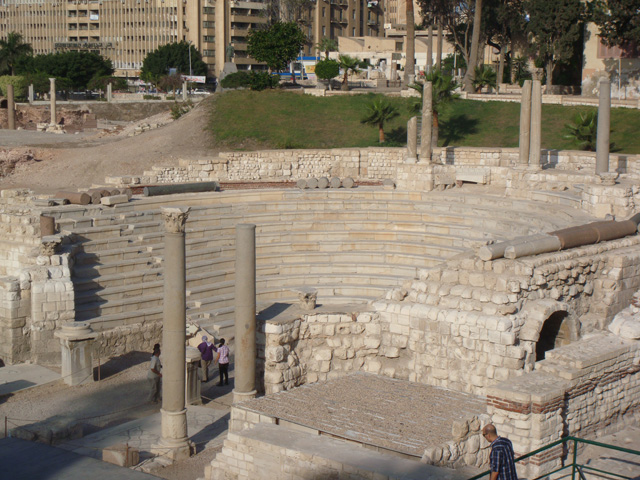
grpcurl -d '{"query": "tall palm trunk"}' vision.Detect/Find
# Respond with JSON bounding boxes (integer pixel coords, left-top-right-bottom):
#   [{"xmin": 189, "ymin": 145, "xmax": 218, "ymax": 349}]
[
  {"xmin": 379, "ymin": 125, "xmax": 385, "ymax": 143},
  {"xmin": 405, "ymin": 0, "xmax": 415, "ymax": 85},
  {"xmin": 436, "ymin": 18, "xmax": 443, "ymax": 70},
  {"xmin": 463, "ymin": 0, "xmax": 483, "ymax": 92}
]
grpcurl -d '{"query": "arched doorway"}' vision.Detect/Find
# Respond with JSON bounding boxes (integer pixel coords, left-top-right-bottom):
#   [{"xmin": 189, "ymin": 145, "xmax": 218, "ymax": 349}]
[{"xmin": 536, "ymin": 311, "xmax": 571, "ymax": 361}]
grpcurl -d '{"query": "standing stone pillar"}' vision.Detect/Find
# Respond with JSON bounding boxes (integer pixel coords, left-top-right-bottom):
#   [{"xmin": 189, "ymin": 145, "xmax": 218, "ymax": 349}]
[
  {"xmin": 49, "ymin": 78, "xmax": 57, "ymax": 126},
  {"xmin": 7, "ymin": 84, "xmax": 15, "ymax": 130},
  {"xmin": 106, "ymin": 83, "xmax": 113, "ymax": 103},
  {"xmin": 185, "ymin": 347, "xmax": 202, "ymax": 406},
  {"xmin": 420, "ymin": 82, "xmax": 433, "ymax": 163},
  {"xmin": 182, "ymin": 81, "xmax": 188, "ymax": 102},
  {"xmin": 391, "ymin": 62, "xmax": 398, "ymax": 81},
  {"xmin": 233, "ymin": 223, "xmax": 257, "ymax": 404},
  {"xmin": 28, "ymin": 84, "xmax": 34, "ymax": 103},
  {"xmin": 406, "ymin": 116, "xmax": 417, "ymax": 164},
  {"xmin": 153, "ymin": 207, "xmax": 193, "ymax": 461},
  {"xmin": 528, "ymin": 79, "xmax": 542, "ymax": 168},
  {"xmin": 518, "ymin": 80, "xmax": 532, "ymax": 165},
  {"xmin": 596, "ymin": 78, "xmax": 611, "ymax": 175},
  {"xmin": 54, "ymin": 322, "xmax": 97, "ymax": 386}
]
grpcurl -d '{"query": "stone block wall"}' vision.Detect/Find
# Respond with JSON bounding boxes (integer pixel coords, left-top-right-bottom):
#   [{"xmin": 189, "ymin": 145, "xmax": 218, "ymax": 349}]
[
  {"xmin": 94, "ymin": 320, "xmax": 162, "ymax": 360},
  {"xmin": 485, "ymin": 333, "xmax": 640, "ymax": 478},
  {"xmin": 0, "ymin": 277, "xmax": 30, "ymax": 364}
]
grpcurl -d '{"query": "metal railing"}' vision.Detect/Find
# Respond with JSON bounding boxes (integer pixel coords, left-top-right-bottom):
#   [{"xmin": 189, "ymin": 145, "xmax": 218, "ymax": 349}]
[{"xmin": 468, "ymin": 436, "xmax": 640, "ymax": 480}]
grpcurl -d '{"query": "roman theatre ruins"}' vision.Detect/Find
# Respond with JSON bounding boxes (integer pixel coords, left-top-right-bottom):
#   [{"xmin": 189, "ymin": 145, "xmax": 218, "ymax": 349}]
[{"xmin": 2, "ymin": 138, "xmax": 640, "ymax": 477}]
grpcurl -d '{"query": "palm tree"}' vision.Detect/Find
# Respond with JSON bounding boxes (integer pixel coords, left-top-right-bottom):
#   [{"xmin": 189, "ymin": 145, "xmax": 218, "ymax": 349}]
[
  {"xmin": 463, "ymin": 0, "xmax": 483, "ymax": 92},
  {"xmin": 361, "ymin": 98, "xmax": 399, "ymax": 143},
  {"xmin": 0, "ymin": 32, "xmax": 33, "ymax": 76},
  {"xmin": 564, "ymin": 111, "xmax": 598, "ymax": 151},
  {"xmin": 472, "ymin": 65, "xmax": 497, "ymax": 93},
  {"xmin": 410, "ymin": 70, "xmax": 459, "ymax": 145},
  {"xmin": 338, "ymin": 54, "xmax": 359, "ymax": 91},
  {"xmin": 316, "ymin": 37, "xmax": 338, "ymax": 59}
]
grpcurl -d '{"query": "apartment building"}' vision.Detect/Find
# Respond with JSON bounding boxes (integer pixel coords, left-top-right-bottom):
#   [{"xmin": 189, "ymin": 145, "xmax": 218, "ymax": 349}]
[{"xmin": 0, "ymin": 0, "xmax": 268, "ymax": 78}]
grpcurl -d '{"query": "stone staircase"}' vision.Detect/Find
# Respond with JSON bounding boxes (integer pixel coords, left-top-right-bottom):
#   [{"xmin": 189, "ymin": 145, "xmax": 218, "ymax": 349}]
[{"xmin": 58, "ymin": 188, "xmax": 594, "ymax": 338}]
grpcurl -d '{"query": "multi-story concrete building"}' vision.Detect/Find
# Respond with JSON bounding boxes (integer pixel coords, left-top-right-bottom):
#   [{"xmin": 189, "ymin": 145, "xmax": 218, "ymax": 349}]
[{"xmin": 0, "ymin": 0, "xmax": 269, "ymax": 78}]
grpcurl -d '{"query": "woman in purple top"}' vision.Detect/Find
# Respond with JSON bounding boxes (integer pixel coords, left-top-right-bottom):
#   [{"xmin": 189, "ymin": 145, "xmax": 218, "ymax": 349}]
[
  {"xmin": 197, "ymin": 335, "xmax": 217, "ymax": 382},
  {"xmin": 217, "ymin": 338, "xmax": 230, "ymax": 386}
]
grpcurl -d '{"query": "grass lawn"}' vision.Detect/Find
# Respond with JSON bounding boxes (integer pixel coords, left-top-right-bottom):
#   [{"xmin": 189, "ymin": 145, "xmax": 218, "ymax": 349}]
[{"xmin": 209, "ymin": 90, "xmax": 640, "ymax": 154}]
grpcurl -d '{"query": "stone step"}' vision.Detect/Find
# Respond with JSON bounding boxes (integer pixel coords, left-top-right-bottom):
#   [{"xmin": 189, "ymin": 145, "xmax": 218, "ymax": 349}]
[{"xmin": 530, "ymin": 190, "xmax": 582, "ymax": 208}]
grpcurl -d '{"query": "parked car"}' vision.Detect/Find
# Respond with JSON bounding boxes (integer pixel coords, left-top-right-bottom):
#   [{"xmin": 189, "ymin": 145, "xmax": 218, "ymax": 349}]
[{"xmin": 191, "ymin": 88, "xmax": 211, "ymax": 95}]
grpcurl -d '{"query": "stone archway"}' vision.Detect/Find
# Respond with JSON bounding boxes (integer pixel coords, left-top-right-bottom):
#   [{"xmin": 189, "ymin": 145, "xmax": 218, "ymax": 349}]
[{"xmin": 535, "ymin": 310, "xmax": 571, "ymax": 361}]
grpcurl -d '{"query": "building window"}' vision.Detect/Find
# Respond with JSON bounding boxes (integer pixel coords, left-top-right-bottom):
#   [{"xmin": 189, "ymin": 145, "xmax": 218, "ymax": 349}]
[
  {"xmin": 352, "ymin": 27, "xmax": 355, "ymax": 36},
  {"xmin": 322, "ymin": 7, "xmax": 325, "ymax": 17},
  {"xmin": 322, "ymin": 26, "xmax": 326, "ymax": 36}
]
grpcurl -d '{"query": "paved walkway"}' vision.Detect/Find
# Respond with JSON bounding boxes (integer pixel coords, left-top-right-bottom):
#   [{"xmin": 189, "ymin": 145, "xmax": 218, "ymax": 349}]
[
  {"xmin": 0, "ymin": 364, "xmax": 59, "ymax": 397},
  {"xmin": 59, "ymin": 405, "xmax": 229, "ymax": 467},
  {"xmin": 0, "ymin": 437, "xmax": 159, "ymax": 480}
]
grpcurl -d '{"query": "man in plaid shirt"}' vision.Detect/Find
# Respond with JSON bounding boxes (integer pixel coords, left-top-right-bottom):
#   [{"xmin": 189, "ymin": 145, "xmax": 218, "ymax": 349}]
[{"xmin": 483, "ymin": 424, "xmax": 518, "ymax": 480}]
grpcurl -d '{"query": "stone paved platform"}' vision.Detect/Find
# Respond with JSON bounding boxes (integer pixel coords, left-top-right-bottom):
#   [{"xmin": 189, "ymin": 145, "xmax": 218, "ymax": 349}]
[{"xmin": 239, "ymin": 372, "xmax": 486, "ymax": 457}]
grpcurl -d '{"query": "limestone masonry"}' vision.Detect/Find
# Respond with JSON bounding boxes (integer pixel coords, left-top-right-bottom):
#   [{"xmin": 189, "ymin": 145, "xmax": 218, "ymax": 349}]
[{"xmin": 1, "ymin": 145, "xmax": 640, "ymax": 479}]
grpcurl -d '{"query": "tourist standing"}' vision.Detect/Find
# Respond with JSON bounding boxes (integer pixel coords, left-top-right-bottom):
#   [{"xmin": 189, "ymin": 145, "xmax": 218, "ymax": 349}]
[
  {"xmin": 147, "ymin": 343, "xmax": 162, "ymax": 403},
  {"xmin": 197, "ymin": 335, "xmax": 217, "ymax": 382},
  {"xmin": 483, "ymin": 424, "xmax": 518, "ymax": 480},
  {"xmin": 217, "ymin": 338, "xmax": 230, "ymax": 386}
]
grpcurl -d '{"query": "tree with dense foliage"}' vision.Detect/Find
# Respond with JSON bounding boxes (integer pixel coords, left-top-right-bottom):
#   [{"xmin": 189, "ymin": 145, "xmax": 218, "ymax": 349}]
[
  {"xmin": 360, "ymin": 98, "xmax": 399, "ymax": 143},
  {"xmin": 483, "ymin": 0, "xmax": 526, "ymax": 85},
  {"xmin": 316, "ymin": 38, "xmax": 338, "ymax": 59},
  {"xmin": 16, "ymin": 51, "xmax": 113, "ymax": 89},
  {"xmin": 247, "ymin": 22, "xmax": 306, "ymax": 74},
  {"xmin": 591, "ymin": 0, "xmax": 640, "ymax": 48},
  {"xmin": 314, "ymin": 59, "xmax": 340, "ymax": 90},
  {"xmin": 87, "ymin": 75, "xmax": 128, "ymax": 92},
  {"xmin": 0, "ymin": 32, "xmax": 33, "ymax": 75},
  {"xmin": 523, "ymin": 0, "xmax": 586, "ymax": 87},
  {"xmin": 140, "ymin": 41, "xmax": 207, "ymax": 84},
  {"xmin": 157, "ymin": 73, "xmax": 183, "ymax": 95},
  {"xmin": 338, "ymin": 55, "xmax": 359, "ymax": 91},
  {"xmin": 410, "ymin": 70, "xmax": 459, "ymax": 145}
]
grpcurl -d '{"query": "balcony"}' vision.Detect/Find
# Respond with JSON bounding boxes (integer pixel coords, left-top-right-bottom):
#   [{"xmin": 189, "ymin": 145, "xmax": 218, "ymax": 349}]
[{"xmin": 230, "ymin": 28, "xmax": 250, "ymax": 37}]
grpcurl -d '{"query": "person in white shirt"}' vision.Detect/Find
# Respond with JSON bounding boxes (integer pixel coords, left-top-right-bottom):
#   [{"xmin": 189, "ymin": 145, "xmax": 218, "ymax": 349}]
[{"xmin": 147, "ymin": 343, "xmax": 162, "ymax": 403}]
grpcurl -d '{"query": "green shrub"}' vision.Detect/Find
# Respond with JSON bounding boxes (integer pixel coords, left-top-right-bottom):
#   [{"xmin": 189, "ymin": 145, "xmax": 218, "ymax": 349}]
[
  {"xmin": 220, "ymin": 71, "xmax": 251, "ymax": 89},
  {"xmin": 143, "ymin": 94, "xmax": 161, "ymax": 100},
  {"xmin": 0, "ymin": 75, "xmax": 27, "ymax": 97},
  {"xmin": 249, "ymin": 71, "xmax": 279, "ymax": 91},
  {"xmin": 166, "ymin": 95, "xmax": 176, "ymax": 100},
  {"xmin": 171, "ymin": 100, "xmax": 193, "ymax": 119},
  {"xmin": 314, "ymin": 59, "xmax": 340, "ymax": 82}
]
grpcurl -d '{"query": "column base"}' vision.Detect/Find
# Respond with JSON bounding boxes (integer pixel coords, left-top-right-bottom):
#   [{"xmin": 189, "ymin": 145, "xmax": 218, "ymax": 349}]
[
  {"xmin": 151, "ymin": 408, "xmax": 193, "ymax": 461},
  {"xmin": 405, "ymin": 157, "xmax": 417, "ymax": 164},
  {"xmin": 233, "ymin": 389, "xmax": 257, "ymax": 404}
]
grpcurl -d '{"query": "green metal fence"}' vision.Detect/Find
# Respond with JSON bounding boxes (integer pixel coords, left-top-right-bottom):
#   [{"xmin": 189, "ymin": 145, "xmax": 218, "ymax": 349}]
[{"xmin": 467, "ymin": 436, "xmax": 640, "ymax": 480}]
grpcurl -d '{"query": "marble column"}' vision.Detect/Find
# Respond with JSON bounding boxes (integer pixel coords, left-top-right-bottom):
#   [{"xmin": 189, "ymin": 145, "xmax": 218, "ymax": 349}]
[
  {"xmin": 28, "ymin": 84, "xmax": 34, "ymax": 103},
  {"xmin": 518, "ymin": 80, "xmax": 532, "ymax": 165},
  {"xmin": 49, "ymin": 78, "xmax": 57, "ymax": 125},
  {"xmin": 528, "ymin": 79, "xmax": 542, "ymax": 168},
  {"xmin": 233, "ymin": 223, "xmax": 257, "ymax": 404},
  {"xmin": 596, "ymin": 78, "xmax": 611, "ymax": 175},
  {"xmin": 406, "ymin": 116, "xmax": 418, "ymax": 164},
  {"xmin": 426, "ymin": 24, "xmax": 433, "ymax": 74},
  {"xmin": 154, "ymin": 206, "xmax": 193, "ymax": 461},
  {"xmin": 420, "ymin": 82, "xmax": 433, "ymax": 163},
  {"xmin": 182, "ymin": 81, "xmax": 188, "ymax": 102},
  {"xmin": 54, "ymin": 322, "xmax": 97, "ymax": 386},
  {"xmin": 107, "ymin": 83, "xmax": 113, "ymax": 103},
  {"xmin": 7, "ymin": 84, "xmax": 15, "ymax": 130},
  {"xmin": 185, "ymin": 346, "xmax": 202, "ymax": 406}
]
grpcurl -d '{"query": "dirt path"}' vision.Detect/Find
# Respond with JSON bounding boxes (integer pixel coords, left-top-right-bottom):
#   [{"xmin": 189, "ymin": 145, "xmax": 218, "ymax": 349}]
[{"xmin": 0, "ymin": 97, "xmax": 219, "ymax": 194}]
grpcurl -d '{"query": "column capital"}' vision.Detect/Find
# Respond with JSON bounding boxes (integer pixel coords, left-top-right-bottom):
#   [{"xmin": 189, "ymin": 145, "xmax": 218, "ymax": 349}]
[{"xmin": 161, "ymin": 207, "xmax": 190, "ymax": 233}]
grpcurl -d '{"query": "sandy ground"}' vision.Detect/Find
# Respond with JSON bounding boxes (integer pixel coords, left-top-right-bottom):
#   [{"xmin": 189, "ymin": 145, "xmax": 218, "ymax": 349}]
[{"xmin": 0, "ymin": 97, "xmax": 218, "ymax": 194}]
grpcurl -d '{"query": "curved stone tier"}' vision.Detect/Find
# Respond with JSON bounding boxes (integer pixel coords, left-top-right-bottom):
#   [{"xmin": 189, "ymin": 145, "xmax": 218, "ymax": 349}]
[{"xmin": 56, "ymin": 188, "xmax": 594, "ymax": 337}]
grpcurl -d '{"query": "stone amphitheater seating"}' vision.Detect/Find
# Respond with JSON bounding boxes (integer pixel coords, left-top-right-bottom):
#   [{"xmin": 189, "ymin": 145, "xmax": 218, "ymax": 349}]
[{"xmin": 59, "ymin": 189, "xmax": 594, "ymax": 338}]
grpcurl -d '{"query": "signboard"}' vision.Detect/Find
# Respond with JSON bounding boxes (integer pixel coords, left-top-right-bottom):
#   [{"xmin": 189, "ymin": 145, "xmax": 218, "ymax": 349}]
[
  {"xmin": 181, "ymin": 75, "xmax": 206, "ymax": 83},
  {"xmin": 54, "ymin": 42, "xmax": 111, "ymax": 49}
]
